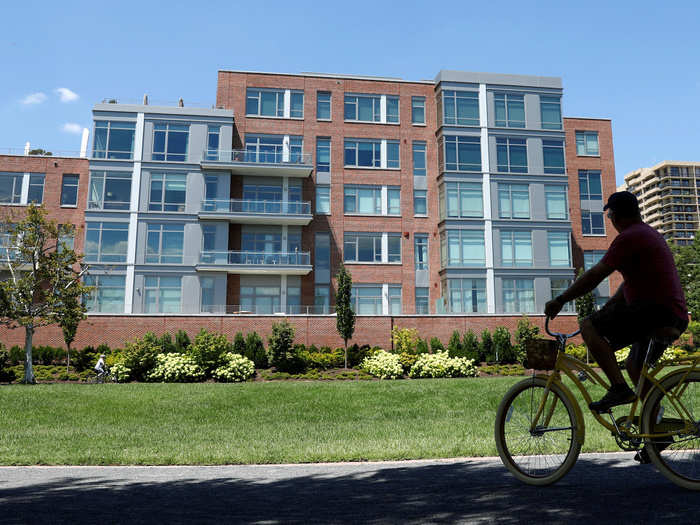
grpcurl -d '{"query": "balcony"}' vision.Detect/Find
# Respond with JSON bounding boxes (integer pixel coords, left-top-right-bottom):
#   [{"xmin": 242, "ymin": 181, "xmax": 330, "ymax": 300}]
[
  {"xmin": 196, "ymin": 250, "xmax": 312, "ymax": 275},
  {"xmin": 200, "ymin": 149, "xmax": 313, "ymax": 177},
  {"xmin": 198, "ymin": 199, "xmax": 312, "ymax": 225},
  {"xmin": 201, "ymin": 304, "xmax": 335, "ymax": 315}
]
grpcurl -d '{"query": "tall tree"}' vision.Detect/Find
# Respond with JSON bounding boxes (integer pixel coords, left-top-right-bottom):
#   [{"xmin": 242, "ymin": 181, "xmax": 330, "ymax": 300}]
[
  {"xmin": 0, "ymin": 205, "xmax": 90, "ymax": 383},
  {"xmin": 670, "ymin": 234, "xmax": 700, "ymax": 318},
  {"xmin": 335, "ymin": 264, "xmax": 355, "ymax": 369}
]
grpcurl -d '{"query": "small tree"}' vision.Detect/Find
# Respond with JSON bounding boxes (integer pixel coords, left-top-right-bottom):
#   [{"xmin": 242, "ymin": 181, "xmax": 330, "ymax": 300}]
[
  {"xmin": 59, "ymin": 293, "xmax": 82, "ymax": 373},
  {"xmin": 0, "ymin": 205, "xmax": 90, "ymax": 384},
  {"xmin": 335, "ymin": 264, "xmax": 356, "ymax": 368},
  {"xmin": 574, "ymin": 268, "xmax": 596, "ymax": 321},
  {"xmin": 174, "ymin": 330, "xmax": 191, "ymax": 353},
  {"xmin": 480, "ymin": 329, "xmax": 494, "ymax": 363},
  {"xmin": 245, "ymin": 331, "xmax": 267, "ymax": 368},
  {"xmin": 447, "ymin": 330, "xmax": 463, "ymax": 357},
  {"xmin": 267, "ymin": 320, "xmax": 304, "ymax": 373},
  {"xmin": 430, "ymin": 337, "xmax": 445, "ymax": 353},
  {"xmin": 233, "ymin": 332, "xmax": 246, "ymax": 355},
  {"xmin": 462, "ymin": 329, "xmax": 479, "ymax": 360}
]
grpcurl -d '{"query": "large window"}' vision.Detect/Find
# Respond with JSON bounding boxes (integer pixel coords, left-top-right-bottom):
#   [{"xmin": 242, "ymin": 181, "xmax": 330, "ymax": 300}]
[
  {"xmin": 441, "ymin": 182, "xmax": 483, "ymax": 218},
  {"xmin": 543, "ymin": 140, "xmax": 565, "ymax": 174},
  {"xmin": 153, "ymin": 123, "xmax": 189, "ymax": 161},
  {"xmin": 242, "ymin": 232, "xmax": 281, "ymax": 253},
  {"xmin": 494, "ymin": 93, "xmax": 525, "ymax": 128},
  {"xmin": 540, "ymin": 96, "xmax": 562, "ymax": 130},
  {"xmin": 314, "ymin": 286, "xmax": 330, "ymax": 314},
  {"xmin": 84, "ymin": 275, "xmax": 125, "ymax": 313},
  {"xmin": 344, "ymin": 186, "xmax": 381, "ymax": 214},
  {"xmin": 200, "ymin": 276, "xmax": 216, "ymax": 313},
  {"xmin": 27, "ymin": 174, "xmax": 45, "ymax": 204},
  {"xmin": 344, "ymin": 233, "xmax": 401, "ymax": 263},
  {"xmin": 551, "ymin": 279, "xmax": 574, "ymax": 313},
  {"xmin": 317, "ymin": 91, "xmax": 331, "ymax": 120},
  {"xmin": 88, "ymin": 171, "xmax": 131, "ymax": 210},
  {"xmin": 60, "ymin": 174, "xmax": 79, "ymax": 206},
  {"xmin": 389, "ymin": 285, "xmax": 402, "ymax": 315},
  {"xmin": 498, "ymin": 184, "xmax": 530, "ymax": 219},
  {"xmin": 344, "ymin": 139, "xmax": 399, "ymax": 168},
  {"xmin": 388, "ymin": 188, "xmax": 400, "ymax": 215},
  {"xmin": 578, "ymin": 170, "xmax": 602, "ymax": 200},
  {"xmin": 316, "ymin": 186, "xmax": 330, "ymax": 214},
  {"xmin": 351, "ymin": 286, "xmax": 383, "ymax": 315},
  {"xmin": 548, "ymin": 231, "xmax": 571, "ymax": 267},
  {"xmin": 415, "ymin": 234, "xmax": 428, "ymax": 270},
  {"xmin": 316, "ymin": 138, "xmax": 330, "ymax": 173},
  {"xmin": 441, "ymin": 230, "xmax": 485, "ymax": 267},
  {"xmin": 85, "ymin": 222, "xmax": 129, "ymax": 263},
  {"xmin": 412, "ymin": 96, "xmax": 425, "ymax": 125},
  {"xmin": 146, "ymin": 223, "xmax": 184, "ymax": 264},
  {"xmin": 414, "ymin": 190, "xmax": 427, "ymax": 215},
  {"xmin": 576, "ymin": 131, "xmax": 599, "ymax": 156},
  {"xmin": 144, "ymin": 276, "xmax": 181, "ymax": 313},
  {"xmin": 444, "ymin": 136, "xmax": 481, "ymax": 172},
  {"xmin": 582, "ymin": 211, "xmax": 605, "ymax": 235},
  {"xmin": 246, "ymin": 88, "xmax": 284, "ymax": 117},
  {"xmin": 149, "ymin": 173, "xmax": 186, "ymax": 212},
  {"xmin": 545, "ymin": 185, "xmax": 568, "ymax": 219},
  {"xmin": 443, "ymin": 90, "xmax": 479, "ymax": 126},
  {"xmin": 412, "ymin": 141, "xmax": 426, "ymax": 177},
  {"xmin": 584, "ymin": 250, "xmax": 609, "ymax": 307},
  {"xmin": 93, "ymin": 121, "xmax": 135, "ymax": 159},
  {"xmin": 241, "ymin": 285, "xmax": 281, "ymax": 314},
  {"xmin": 290, "ymin": 92, "xmax": 304, "ymax": 119},
  {"xmin": 503, "ymin": 279, "xmax": 535, "ymax": 313},
  {"xmin": 0, "ymin": 173, "xmax": 23, "ymax": 204},
  {"xmin": 448, "ymin": 278, "xmax": 486, "ymax": 313},
  {"xmin": 501, "ymin": 230, "xmax": 533, "ymax": 266},
  {"xmin": 386, "ymin": 96, "xmax": 399, "ymax": 123},
  {"xmin": 314, "ymin": 232, "xmax": 331, "ymax": 285},
  {"xmin": 344, "ymin": 94, "xmax": 380, "ymax": 122},
  {"xmin": 496, "ymin": 137, "xmax": 527, "ymax": 173},
  {"xmin": 205, "ymin": 125, "xmax": 220, "ymax": 161},
  {"xmin": 415, "ymin": 287, "xmax": 429, "ymax": 314}
]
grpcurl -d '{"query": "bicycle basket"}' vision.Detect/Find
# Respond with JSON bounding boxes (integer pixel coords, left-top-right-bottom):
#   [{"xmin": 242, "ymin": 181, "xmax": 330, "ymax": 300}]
[{"xmin": 524, "ymin": 339, "xmax": 559, "ymax": 370}]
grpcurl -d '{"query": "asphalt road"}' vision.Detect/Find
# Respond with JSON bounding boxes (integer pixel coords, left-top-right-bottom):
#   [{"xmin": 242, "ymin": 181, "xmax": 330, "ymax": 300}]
[{"xmin": 1, "ymin": 453, "xmax": 698, "ymax": 524}]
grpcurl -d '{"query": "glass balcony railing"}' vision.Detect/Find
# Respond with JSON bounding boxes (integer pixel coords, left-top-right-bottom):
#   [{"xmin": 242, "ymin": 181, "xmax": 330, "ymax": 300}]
[
  {"xmin": 203, "ymin": 149, "xmax": 313, "ymax": 166},
  {"xmin": 199, "ymin": 251, "xmax": 311, "ymax": 266},
  {"xmin": 200, "ymin": 199, "xmax": 311, "ymax": 216},
  {"xmin": 200, "ymin": 304, "xmax": 336, "ymax": 315}
]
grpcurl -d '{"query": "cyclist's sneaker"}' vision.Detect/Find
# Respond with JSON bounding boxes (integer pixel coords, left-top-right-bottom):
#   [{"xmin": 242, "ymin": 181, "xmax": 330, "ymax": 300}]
[{"xmin": 589, "ymin": 384, "xmax": 636, "ymax": 413}]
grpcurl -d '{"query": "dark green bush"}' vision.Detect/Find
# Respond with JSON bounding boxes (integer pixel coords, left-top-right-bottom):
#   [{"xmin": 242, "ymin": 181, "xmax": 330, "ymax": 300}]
[
  {"xmin": 493, "ymin": 326, "xmax": 517, "ymax": 364},
  {"xmin": 9, "ymin": 345, "xmax": 23, "ymax": 365},
  {"xmin": 174, "ymin": 330, "xmax": 191, "ymax": 353},
  {"xmin": 462, "ymin": 330, "xmax": 479, "ymax": 361},
  {"xmin": 348, "ymin": 344, "xmax": 373, "ymax": 368},
  {"xmin": 447, "ymin": 330, "xmax": 463, "ymax": 358},
  {"xmin": 267, "ymin": 321, "xmax": 305, "ymax": 373},
  {"xmin": 480, "ymin": 329, "xmax": 494, "ymax": 363},
  {"xmin": 514, "ymin": 315, "xmax": 540, "ymax": 362},
  {"xmin": 0, "ymin": 346, "xmax": 17, "ymax": 383},
  {"xmin": 429, "ymin": 337, "xmax": 445, "ymax": 353},
  {"xmin": 189, "ymin": 329, "xmax": 232, "ymax": 375},
  {"xmin": 73, "ymin": 346, "xmax": 99, "ymax": 372},
  {"xmin": 157, "ymin": 334, "xmax": 176, "ymax": 354},
  {"xmin": 122, "ymin": 332, "xmax": 161, "ymax": 381},
  {"xmin": 233, "ymin": 332, "xmax": 246, "ymax": 355},
  {"xmin": 416, "ymin": 338, "xmax": 429, "ymax": 354},
  {"xmin": 244, "ymin": 331, "xmax": 267, "ymax": 368},
  {"xmin": 319, "ymin": 346, "xmax": 332, "ymax": 353}
]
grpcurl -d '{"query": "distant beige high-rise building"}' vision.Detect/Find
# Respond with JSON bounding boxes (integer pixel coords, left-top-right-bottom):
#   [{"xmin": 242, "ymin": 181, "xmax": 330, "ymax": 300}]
[{"xmin": 623, "ymin": 161, "xmax": 700, "ymax": 245}]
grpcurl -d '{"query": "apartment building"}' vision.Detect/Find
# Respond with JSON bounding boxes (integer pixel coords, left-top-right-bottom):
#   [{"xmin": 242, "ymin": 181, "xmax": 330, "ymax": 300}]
[
  {"xmin": 623, "ymin": 161, "xmax": 699, "ymax": 245},
  {"xmin": 0, "ymin": 68, "xmax": 619, "ymax": 348}
]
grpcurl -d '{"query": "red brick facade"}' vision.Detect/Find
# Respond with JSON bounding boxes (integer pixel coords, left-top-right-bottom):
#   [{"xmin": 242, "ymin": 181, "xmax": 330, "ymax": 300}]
[{"xmin": 563, "ymin": 118, "xmax": 621, "ymax": 293}]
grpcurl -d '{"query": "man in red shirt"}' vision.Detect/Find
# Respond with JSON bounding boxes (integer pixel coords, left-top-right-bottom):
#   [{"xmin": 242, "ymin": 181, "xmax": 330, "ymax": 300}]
[{"xmin": 545, "ymin": 191, "xmax": 688, "ymax": 431}]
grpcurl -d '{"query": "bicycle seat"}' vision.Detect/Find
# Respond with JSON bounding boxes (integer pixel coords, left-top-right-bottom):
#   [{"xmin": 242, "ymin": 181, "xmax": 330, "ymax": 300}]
[{"xmin": 651, "ymin": 326, "xmax": 682, "ymax": 346}]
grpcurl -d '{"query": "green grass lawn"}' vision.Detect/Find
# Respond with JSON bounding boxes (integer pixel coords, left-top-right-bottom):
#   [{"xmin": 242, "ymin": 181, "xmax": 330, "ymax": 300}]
[{"xmin": 0, "ymin": 377, "xmax": 625, "ymax": 465}]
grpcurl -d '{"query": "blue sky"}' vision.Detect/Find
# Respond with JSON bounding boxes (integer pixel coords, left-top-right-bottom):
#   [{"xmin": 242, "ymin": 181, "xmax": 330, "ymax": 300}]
[{"xmin": 2, "ymin": 0, "xmax": 699, "ymax": 185}]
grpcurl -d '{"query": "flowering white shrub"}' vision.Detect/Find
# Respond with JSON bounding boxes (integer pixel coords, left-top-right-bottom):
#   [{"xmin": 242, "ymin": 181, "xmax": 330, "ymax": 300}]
[
  {"xmin": 212, "ymin": 353, "xmax": 255, "ymax": 382},
  {"xmin": 147, "ymin": 353, "xmax": 205, "ymax": 383},
  {"xmin": 110, "ymin": 362, "xmax": 131, "ymax": 383},
  {"xmin": 409, "ymin": 351, "xmax": 478, "ymax": 379},
  {"xmin": 360, "ymin": 350, "xmax": 403, "ymax": 379}
]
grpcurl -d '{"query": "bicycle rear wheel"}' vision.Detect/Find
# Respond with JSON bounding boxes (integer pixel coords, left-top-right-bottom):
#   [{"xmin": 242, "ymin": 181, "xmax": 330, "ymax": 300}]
[
  {"xmin": 495, "ymin": 376, "xmax": 583, "ymax": 486},
  {"xmin": 641, "ymin": 370, "xmax": 700, "ymax": 490}
]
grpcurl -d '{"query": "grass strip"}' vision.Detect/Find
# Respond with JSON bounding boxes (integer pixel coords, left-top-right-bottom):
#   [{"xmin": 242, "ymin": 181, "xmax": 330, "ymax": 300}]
[{"xmin": 0, "ymin": 377, "xmax": 632, "ymax": 465}]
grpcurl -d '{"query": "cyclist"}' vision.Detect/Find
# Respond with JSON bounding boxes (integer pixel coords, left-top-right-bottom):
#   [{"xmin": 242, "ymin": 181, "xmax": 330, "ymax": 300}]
[
  {"xmin": 544, "ymin": 190, "xmax": 688, "ymax": 419},
  {"xmin": 94, "ymin": 354, "xmax": 107, "ymax": 381}
]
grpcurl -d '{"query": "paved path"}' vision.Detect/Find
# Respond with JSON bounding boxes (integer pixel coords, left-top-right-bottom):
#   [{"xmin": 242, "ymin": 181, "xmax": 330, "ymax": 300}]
[{"xmin": 1, "ymin": 453, "xmax": 697, "ymax": 524}]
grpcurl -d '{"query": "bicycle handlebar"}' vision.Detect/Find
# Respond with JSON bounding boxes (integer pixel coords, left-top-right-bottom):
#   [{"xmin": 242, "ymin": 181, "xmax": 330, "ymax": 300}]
[{"xmin": 545, "ymin": 316, "xmax": 581, "ymax": 340}]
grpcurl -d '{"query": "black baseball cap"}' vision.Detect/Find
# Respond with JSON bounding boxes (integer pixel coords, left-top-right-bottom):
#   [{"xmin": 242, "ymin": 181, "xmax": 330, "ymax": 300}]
[{"xmin": 603, "ymin": 191, "xmax": 639, "ymax": 216}]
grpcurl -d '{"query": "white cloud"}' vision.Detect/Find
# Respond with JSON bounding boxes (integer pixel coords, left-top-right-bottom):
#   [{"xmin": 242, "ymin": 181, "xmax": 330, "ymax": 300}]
[
  {"xmin": 56, "ymin": 87, "xmax": 79, "ymax": 102},
  {"xmin": 62, "ymin": 122, "xmax": 83, "ymax": 134},
  {"xmin": 21, "ymin": 92, "xmax": 47, "ymax": 105}
]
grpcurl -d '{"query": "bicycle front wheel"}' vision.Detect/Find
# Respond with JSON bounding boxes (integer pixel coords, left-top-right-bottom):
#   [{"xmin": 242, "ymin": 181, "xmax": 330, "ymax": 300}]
[
  {"xmin": 641, "ymin": 370, "xmax": 700, "ymax": 490},
  {"xmin": 495, "ymin": 376, "xmax": 583, "ymax": 486}
]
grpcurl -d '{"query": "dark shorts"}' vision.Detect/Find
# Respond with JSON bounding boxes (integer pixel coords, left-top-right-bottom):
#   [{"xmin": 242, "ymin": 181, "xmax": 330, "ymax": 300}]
[{"xmin": 588, "ymin": 300, "xmax": 688, "ymax": 367}]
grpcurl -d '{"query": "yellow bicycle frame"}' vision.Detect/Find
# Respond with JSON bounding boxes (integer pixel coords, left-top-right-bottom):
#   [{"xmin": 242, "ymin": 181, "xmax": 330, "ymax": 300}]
[{"xmin": 530, "ymin": 351, "xmax": 700, "ymax": 440}]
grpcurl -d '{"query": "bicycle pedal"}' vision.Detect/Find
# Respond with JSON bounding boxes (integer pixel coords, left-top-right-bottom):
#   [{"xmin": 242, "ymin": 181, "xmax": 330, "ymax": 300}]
[{"xmin": 577, "ymin": 371, "xmax": 588, "ymax": 382}]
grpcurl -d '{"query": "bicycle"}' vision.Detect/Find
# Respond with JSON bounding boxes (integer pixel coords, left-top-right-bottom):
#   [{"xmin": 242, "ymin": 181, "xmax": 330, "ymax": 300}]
[
  {"xmin": 87, "ymin": 368, "xmax": 113, "ymax": 384},
  {"xmin": 494, "ymin": 317, "xmax": 700, "ymax": 490}
]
